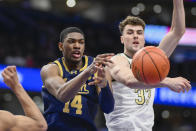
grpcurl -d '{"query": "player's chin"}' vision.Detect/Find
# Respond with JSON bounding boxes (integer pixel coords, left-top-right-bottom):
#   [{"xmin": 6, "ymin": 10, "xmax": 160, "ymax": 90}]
[
  {"xmin": 132, "ymin": 47, "xmax": 141, "ymax": 52},
  {"xmin": 71, "ymin": 57, "xmax": 82, "ymax": 63}
]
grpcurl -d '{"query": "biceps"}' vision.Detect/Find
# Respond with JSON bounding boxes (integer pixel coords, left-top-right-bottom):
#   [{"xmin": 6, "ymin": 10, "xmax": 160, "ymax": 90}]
[
  {"xmin": 14, "ymin": 116, "xmax": 42, "ymax": 130},
  {"xmin": 0, "ymin": 111, "xmax": 15, "ymax": 128},
  {"xmin": 158, "ymin": 32, "xmax": 180, "ymax": 57}
]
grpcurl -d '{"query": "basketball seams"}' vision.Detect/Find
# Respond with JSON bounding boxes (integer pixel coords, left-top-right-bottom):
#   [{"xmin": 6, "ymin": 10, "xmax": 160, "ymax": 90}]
[
  {"xmin": 142, "ymin": 53, "xmax": 149, "ymax": 84},
  {"xmin": 146, "ymin": 51, "xmax": 169, "ymax": 66},
  {"xmin": 132, "ymin": 46, "xmax": 170, "ymax": 85},
  {"xmin": 143, "ymin": 49, "xmax": 162, "ymax": 81}
]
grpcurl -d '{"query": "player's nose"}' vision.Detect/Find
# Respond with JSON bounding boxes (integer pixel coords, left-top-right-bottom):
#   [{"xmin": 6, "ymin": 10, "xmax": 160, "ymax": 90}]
[
  {"xmin": 73, "ymin": 42, "xmax": 80, "ymax": 48},
  {"xmin": 133, "ymin": 33, "xmax": 138, "ymax": 39}
]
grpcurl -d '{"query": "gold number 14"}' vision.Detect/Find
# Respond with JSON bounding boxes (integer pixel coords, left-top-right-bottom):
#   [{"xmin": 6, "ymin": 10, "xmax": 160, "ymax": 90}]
[{"xmin": 63, "ymin": 95, "xmax": 82, "ymax": 115}]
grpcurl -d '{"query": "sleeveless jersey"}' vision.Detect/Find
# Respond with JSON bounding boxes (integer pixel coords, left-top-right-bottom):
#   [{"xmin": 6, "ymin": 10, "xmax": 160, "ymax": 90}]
[
  {"xmin": 42, "ymin": 56, "xmax": 99, "ymax": 131},
  {"xmin": 104, "ymin": 53, "xmax": 155, "ymax": 131}
]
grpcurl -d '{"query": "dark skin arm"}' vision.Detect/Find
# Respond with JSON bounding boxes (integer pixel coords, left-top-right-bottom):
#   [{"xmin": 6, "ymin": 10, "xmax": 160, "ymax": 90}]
[{"xmin": 41, "ymin": 53, "xmax": 114, "ymax": 103}]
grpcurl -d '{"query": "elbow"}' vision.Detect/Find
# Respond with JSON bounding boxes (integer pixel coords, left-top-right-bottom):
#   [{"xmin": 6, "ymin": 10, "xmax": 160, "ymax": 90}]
[
  {"xmin": 124, "ymin": 79, "xmax": 132, "ymax": 88},
  {"xmin": 178, "ymin": 29, "xmax": 185, "ymax": 37},
  {"xmin": 174, "ymin": 28, "xmax": 185, "ymax": 38},
  {"xmin": 56, "ymin": 89, "xmax": 69, "ymax": 103},
  {"xmin": 38, "ymin": 122, "xmax": 48, "ymax": 131},
  {"xmin": 181, "ymin": 28, "xmax": 186, "ymax": 35},
  {"xmin": 124, "ymin": 79, "xmax": 140, "ymax": 89},
  {"xmin": 41, "ymin": 124, "xmax": 48, "ymax": 131},
  {"xmin": 124, "ymin": 80, "xmax": 129, "ymax": 87}
]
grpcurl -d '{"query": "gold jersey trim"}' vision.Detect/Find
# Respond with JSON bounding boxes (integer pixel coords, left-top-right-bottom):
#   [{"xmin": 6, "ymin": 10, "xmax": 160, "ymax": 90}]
[
  {"xmin": 62, "ymin": 56, "xmax": 88, "ymax": 72},
  {"xmin": 54, "ymin": 60, "xmax": 63, "ymax": 77},
  {"xmin": 62, "ymin": 57, "xmax": 70, "ymax": 72},
  {"xmin": 80, "ymin": 56, "xmax": 88, "ymax": 72}
]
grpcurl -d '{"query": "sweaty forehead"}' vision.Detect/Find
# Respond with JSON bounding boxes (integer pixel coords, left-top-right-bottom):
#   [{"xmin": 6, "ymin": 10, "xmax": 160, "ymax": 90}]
[
  {"xmin": 124, "ymin": 25, "xmax": 144, "ymax": 31},
  {"xmin": 66, "ymin": 32, "xmax": 84, "ymax": 40}
]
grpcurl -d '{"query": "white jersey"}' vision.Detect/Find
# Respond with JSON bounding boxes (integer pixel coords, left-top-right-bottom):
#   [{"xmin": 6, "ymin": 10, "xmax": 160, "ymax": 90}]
[{"xmin": 104, "ymin": 53, "xmax": 155, "ymax": 131}]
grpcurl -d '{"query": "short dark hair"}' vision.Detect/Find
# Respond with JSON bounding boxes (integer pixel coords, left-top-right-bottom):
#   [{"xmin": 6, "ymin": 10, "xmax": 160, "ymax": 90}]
[
  {"xmin": 60, "ymin": 27, "xmax": 84, "ymax": 42},
  {"xmin": 119, "ymin": 16, "xmax": 146, "ymax": 34}
]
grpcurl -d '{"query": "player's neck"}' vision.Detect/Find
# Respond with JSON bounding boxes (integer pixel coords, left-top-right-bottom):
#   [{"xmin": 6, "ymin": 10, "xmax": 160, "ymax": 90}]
[
  {"xmin": 123, "ymin": 51, "xmax": 134, "ymax": 58},
  {"xmin": 64, "ymin": 58, "xmax": 83, "ymax": 71}
]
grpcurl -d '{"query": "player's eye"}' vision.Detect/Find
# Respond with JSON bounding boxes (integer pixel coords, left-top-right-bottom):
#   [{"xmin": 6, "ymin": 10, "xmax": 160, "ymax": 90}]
[
  {"xmin": 127, "ymin": 31, "xmax": 133, "ymax": 34},
  {"xmin": 137, "ymin": 30, "xmax": 143, "ymax": 35},
  {"xmin": 79, "ymin": 40, "xmax": 85, "ymax": 44},
  {"xmin": 67, "ymin": 39, "xmax": 75, "ymax": 43}
]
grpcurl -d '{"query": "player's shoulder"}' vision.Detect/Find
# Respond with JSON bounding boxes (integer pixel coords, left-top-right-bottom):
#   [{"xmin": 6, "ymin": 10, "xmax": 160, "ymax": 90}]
[
  {"xmin": 111, "ymin": 53, "xmax": 128, "ymax": 63},
  {"xmin": 41, "ymin": 63, "xmax": 58, "ymax": 73},
  {"xmin": 40, "ymin": 62, "xmax": 59, "ymax": 79}
]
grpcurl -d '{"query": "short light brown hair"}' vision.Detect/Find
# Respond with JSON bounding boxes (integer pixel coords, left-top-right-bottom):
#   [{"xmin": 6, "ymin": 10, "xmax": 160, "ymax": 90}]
[{"xmin": 119, "ymin": 16, "xmax": 146, "ymax": 34}]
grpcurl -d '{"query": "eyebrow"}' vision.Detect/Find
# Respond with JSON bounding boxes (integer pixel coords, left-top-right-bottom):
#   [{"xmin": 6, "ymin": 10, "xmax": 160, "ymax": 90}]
[
  {"xmin": 126, "ymin": 29, "xmax": 143, "ymax": 32},
  {"xmin": 67, "ymin": 38, "xmax": 85, "ymax": 41}
]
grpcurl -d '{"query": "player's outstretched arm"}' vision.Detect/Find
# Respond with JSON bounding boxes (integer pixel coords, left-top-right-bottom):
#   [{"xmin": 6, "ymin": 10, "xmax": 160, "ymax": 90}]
[
  {"xmin": 41, "ymin": 53, "xmax": 114, "ymax": 103},
  {"xmin": 160, "ymin": 77, "xmax": 191, "ymax": 93},
  {"xmin": 1, "ymin": 66, "xmax": 47, "ymax": 131},
  {"xmin": 107, "ymin": 55, "xmax": 191, "ymax": 92},
  {"xmin": 158, "ymin": 0, "xmax": 185, "ymax": 57}
]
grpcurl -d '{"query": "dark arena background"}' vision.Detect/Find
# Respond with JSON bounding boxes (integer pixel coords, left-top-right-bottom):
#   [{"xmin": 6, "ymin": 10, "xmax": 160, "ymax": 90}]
[{"xmin": 0, "ymin": 0, "xmax": 196, "ymax": 131}]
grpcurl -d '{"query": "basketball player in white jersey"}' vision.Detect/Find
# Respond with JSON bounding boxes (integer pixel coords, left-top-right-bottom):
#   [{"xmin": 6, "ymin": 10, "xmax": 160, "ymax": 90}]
[{"xmin": 104, "ymin": 0, "xmax": 191, "ymax": 131}]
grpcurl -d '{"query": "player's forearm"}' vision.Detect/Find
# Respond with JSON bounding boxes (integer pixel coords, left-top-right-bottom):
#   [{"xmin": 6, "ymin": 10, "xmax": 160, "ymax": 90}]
[
  {"xmin": 13, "ymin": 84, "xmax": 47, "ymax": 130},
  {"xmin": 110, "ymin": 65, "xmax": 165, "ymax": 89},
  {"xmin": 171, "ymin": 0, "xmax": 185, "ymax": 36},
  {"xmin": 56, "ymin": 68, "xmax": 92, "ymax": 103},
  {"xmin": 98, "ymin": 83, "xmax": 114, "ymax": 114},
  {"xmin": 127, "ymin": 77, "xmax": 174, "ymax": 89},
  {"xmin": 126, "ymin": 76, "xmax": 169, "ymax": 89}
]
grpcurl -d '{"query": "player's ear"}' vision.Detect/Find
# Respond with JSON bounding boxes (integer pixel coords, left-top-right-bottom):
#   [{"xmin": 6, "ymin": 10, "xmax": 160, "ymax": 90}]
[
  {"xmin": 58, "ymin": 42, "xmax": 63, "ymax": 51},
  {"xmin": 120, "ymin": 36, "xmax": 124, "ymax": 45}
]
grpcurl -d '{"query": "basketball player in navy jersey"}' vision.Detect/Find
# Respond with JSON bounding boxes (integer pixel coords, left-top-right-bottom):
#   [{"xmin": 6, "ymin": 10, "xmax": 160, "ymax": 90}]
[
  {"xmin": 0, "ymin": 66, "xmax": 47, "ymax": 131},
  {"xmin": 41, "ymin": 27, "xmax": 114, "ymax": 131},
  {"xmin": 104, "ymin": 0, "xmax": 191, "ymax": 131}
]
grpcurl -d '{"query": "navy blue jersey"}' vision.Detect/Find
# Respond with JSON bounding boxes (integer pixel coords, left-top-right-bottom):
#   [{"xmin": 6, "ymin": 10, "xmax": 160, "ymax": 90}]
[{"xmin": 42, "ymin": 56, "xmax": 99, "ymax": 131}]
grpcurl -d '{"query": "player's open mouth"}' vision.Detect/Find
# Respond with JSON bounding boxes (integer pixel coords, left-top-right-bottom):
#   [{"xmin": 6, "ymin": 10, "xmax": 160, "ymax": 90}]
[
  {"xmin": 133, "ymin": 41, "xmax": 139, "ymax": 45},
  {"xmin": 72, "ymin": 51, "xmax": 81, "ymax": 58}
]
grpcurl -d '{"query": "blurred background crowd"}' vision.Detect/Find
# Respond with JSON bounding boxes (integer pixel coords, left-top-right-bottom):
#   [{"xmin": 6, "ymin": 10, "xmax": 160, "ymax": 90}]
[{"xmin": 0, "ymin": 0, "xmax": 196, "ymax": 131}]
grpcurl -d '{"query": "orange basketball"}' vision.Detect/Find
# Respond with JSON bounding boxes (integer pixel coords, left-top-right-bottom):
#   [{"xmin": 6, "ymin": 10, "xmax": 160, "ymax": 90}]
[{"xmin": 131, "ymin": 46, "xmax": 170, "ymax": 85}]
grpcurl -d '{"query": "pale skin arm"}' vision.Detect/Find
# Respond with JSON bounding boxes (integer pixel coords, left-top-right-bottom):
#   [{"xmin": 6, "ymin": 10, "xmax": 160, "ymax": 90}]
[
  {"xmin": 108, "ymin": 0, "xmax": 188, "ymax": 92},
  {"xmin": 158, "ymin": 0, "xmax": 185, "ymax": 57},
  {"xmin": 1, "ymin": 66, "xmax": 47, "ymax": 131},
  {"xmin": 41, "ymin": 53, "xmax": 114, "ymax": 103},
  {"xmin": 0, "ymin": 110, "xmax": 46, "ymax": 131},
  {"xmin": 0, "ymin": 111, "xmax": 16, "ymax": 131},
  {"xmin": 107, "ymin": 55, "xmax": 191, "ymax": 93}
]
